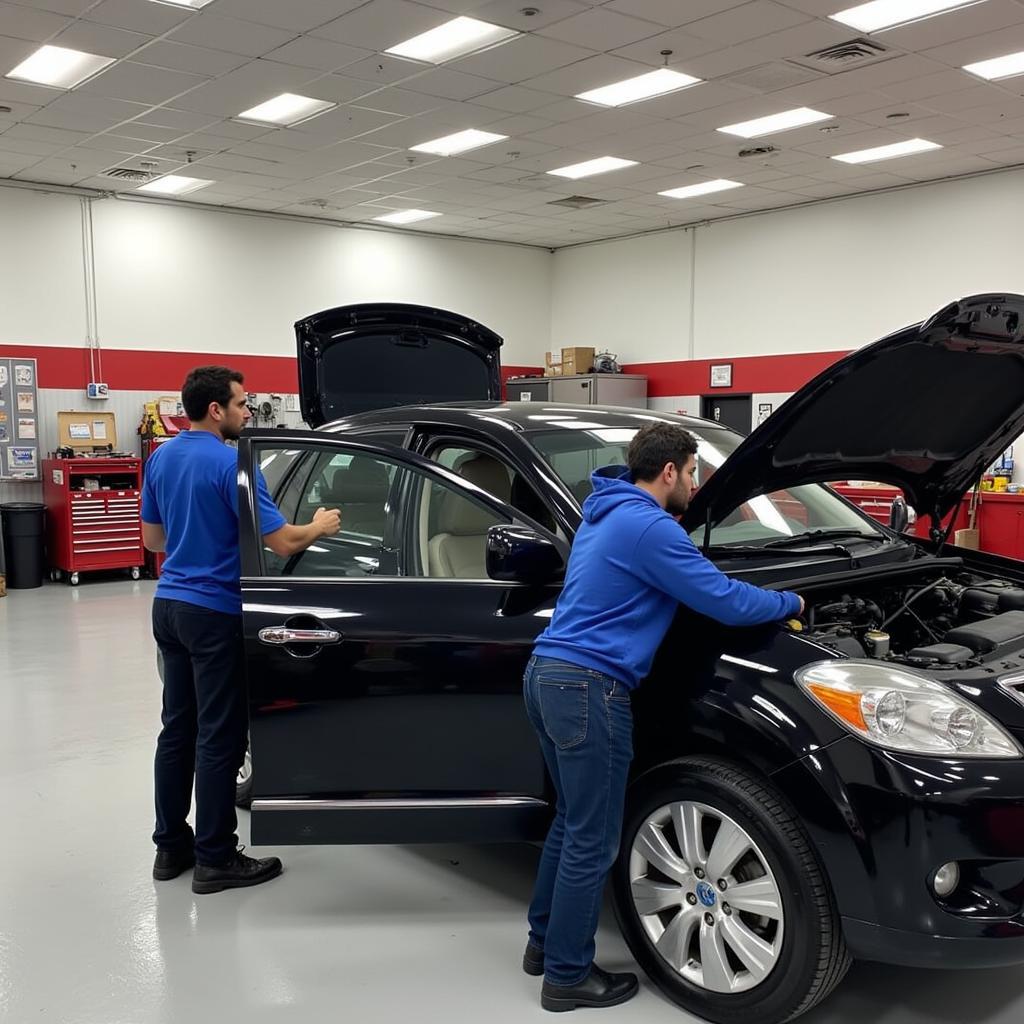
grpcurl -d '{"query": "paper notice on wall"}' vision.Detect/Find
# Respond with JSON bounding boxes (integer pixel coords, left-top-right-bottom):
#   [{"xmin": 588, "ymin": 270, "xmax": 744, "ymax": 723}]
[
  {"xmin": 0, "ymin": 366, "xmax": 6, "ymax": 388},
  {"xmin": 68, "ymin": 422, "xmax": 91, "ymax": 440},
  {"xmin": 158, "ymin": 398, "xmax": 179, "ymax": 416},
  {"xmin": 14, "ymin": 365, "xmax": 32, "ymax": 386},
  {"xmin": 92, "ymin": 420, "xmax": 108, "ymax": 441},
  {"xmin": 17, "ymin": 418, "xmax": 35, "ymax": 439},
  {"xmin": 52, "ymin": 469, "xmax": 64, "ymax": 485},
  {"xmin": 285, "ymin": 394, "xmax": 300, "ymax": 412},
  {"xmin": 10, "ymin": 447, "xmax": 36, "ymax": 469},
  {"xmin": 17, "ymin": 392, "xmax": 34, "ymax": 412}
]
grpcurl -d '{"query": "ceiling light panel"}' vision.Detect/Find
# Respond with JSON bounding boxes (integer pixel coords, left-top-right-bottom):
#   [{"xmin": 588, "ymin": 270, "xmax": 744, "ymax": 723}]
[
  {"xmin": 548, "ymin": 156, "xmax": 638, "ymax": 179},
  {"xmin": 830, "ymin": 0, "xmax": 981, "ymax": 33},
  {"xmin": 386, "ymin": 17, "xmax": 519, "ymax": 64},
  {"xmin": 137, "ymin": 174, "xmax": 214, "ymax": 195},
  {"xmin": 832, "ymin": 137, "xmax": 941, "ymax": 163},
  {"xmin": 374, "ymin": 209, "xmax": 442, "ymax": 224},
  {"xmin": 963, "ymin": 50, "xmax": 1024, "ymax": 80},
  {"xmin": 5, "ymin": 45, "xmax": 114, "ymax": 89},
  {"xmin": 576, "ymin": 69, "xmax": 702, "ymax": 108},
  {"xmin": 718, "ymin": 107, "xmax": 833, "ymax": 138},
  {"xmin": 410, "ymin": 129, "xmax": 508, "ymax": 156},
  {"xmin": 237, "ymin": 93, "xmax": 336, "ymax": 126},
  {"xmin": 659, "ymin": 180, "xmax": 743, "ymax": 199}
]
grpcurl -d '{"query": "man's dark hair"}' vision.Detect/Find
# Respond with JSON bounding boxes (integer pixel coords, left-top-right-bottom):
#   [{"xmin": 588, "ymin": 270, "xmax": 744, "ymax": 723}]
[
  {"xmin": 627, "ymin": 422, "xmax": 699, "ymax": 482},
  {"xmin": 181, "ymin": 366, "xmax": 244, "ymax": 422}
]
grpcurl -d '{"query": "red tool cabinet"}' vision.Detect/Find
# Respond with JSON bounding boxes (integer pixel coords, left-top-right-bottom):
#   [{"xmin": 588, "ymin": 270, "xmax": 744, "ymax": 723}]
[{"xmin": 43, "ymin": 457, "xmax": 144, "ymax": 585}]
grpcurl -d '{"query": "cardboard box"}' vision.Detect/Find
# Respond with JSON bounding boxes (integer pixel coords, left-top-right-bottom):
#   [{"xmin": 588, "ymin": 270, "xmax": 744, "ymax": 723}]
[
  {"xmin": 543, "ymin": 363, "xmax": 563, "ymax": 377},
  {"xmin": 560, "ymin": 346, "xmax": 595, "ymax": 375}
]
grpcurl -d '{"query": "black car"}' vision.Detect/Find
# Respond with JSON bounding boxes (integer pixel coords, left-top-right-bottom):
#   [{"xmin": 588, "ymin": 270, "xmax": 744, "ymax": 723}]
[{"xmin": 236, "ymin": 296, "xmax": 1024, "ymax": 1024}]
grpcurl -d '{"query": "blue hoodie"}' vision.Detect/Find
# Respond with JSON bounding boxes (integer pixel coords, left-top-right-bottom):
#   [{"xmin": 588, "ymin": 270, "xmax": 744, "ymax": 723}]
[{"xmin": 533, "ymin": 467, "xmax": 801, "ymax": 689}]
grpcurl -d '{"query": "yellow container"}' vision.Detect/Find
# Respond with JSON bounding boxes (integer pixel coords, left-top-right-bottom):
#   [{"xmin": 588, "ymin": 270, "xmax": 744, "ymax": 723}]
[{"xmin": 994, "ymin": 475, "xmax": 1010, "ymax": 492}]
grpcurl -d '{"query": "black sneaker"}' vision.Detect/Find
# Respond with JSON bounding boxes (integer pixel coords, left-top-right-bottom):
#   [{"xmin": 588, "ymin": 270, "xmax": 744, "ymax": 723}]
[
  {"xmin": 153, "ymin": 845, "xmax": 196, "ymax": 881},
  {"xmin": 192, "ymin": 848, "xmax": 283, "ymax": 894}
]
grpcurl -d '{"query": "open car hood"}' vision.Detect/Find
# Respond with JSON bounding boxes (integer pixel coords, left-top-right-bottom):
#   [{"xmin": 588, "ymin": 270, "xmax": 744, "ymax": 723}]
[
  {"xmin": 296, "ymin": 303, "xmax": 503, "ymax": 427},
  {"xmin": 686, "ymin": 293, "xmax": 1024, "ymax": 530}
]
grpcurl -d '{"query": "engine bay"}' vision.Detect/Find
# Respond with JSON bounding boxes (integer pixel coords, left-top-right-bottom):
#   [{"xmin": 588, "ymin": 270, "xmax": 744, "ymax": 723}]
[{"xmin": 797, "ymin": 568, "xmax": 1024, "ymax": 669}]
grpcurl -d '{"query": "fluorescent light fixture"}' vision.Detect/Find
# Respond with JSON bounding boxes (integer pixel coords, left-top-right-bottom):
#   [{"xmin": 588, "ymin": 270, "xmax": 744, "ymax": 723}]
[
  {"xmin": 576, "ymin": 68, "xmax": 702, "ymax": 107},
  {"xmin": 374, "ymin": 209, "xmax": 441, "ymax": 224},
  {"xmin": 410, "ymin": 128, "xmax": 508, "ymax": 156},
  {"xmin": 832, "ymin": 137, "xmax": 941, "ymax": 163},
  {"xmin": 5, "ymin": 45, "xmax": 114, "ymax": 89},
  {"xmin": 147, "ymin": 0, "xmax": 216, "ymax": 8},
  {"xmin": 830, "ymin": 0, "xmax": 981, "ymax": 33},
  {"xmin": 659, "ymin": 179, "xmax": 743, "ymax": 199},
  {"xmin": 386, "ymin": 16, "xmax": 519, "ymax": 64},
  {"xmin": 236, "ymin": 93, "xmax": 335, "ymax": 126},
  {"xmin": 548, "ymin": 156, "xmax": 638, "ymax": 180},
  {"xmin": 963, "ymin": 50, "xmax": 1024, "ymax": 80},
  {"xmin": 718, "ymin": 107, "xmax": 832, "ymax": 138},
  {"xmin": 136, "ymin": 174, "xmax": 214, "ymax": 195}
]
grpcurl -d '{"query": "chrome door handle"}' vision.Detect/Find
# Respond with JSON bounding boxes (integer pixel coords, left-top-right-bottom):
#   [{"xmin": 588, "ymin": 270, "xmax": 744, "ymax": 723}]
[{"xmin": 259, "ymin": 627, "xmax": 342, "ymax": 646}]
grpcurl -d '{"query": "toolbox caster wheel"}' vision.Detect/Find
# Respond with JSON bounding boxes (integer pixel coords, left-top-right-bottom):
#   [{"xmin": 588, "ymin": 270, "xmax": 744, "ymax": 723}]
[
  {"xmin": 69, "ymin": 573, "xmax": 80, "ymax": 586},
  {"xmin": 131, "ymin": 567, "xmax": 141, "ymax": 581},
  {"xmin": 49, "ymin": 569, "xmax": 59, "ymax": 582}
]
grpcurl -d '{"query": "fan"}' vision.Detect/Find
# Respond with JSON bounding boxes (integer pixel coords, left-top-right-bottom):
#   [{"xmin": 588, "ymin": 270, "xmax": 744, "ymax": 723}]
[{"xmin": 593, "ymin": 351, "xmax": 621, "ymax": 374}]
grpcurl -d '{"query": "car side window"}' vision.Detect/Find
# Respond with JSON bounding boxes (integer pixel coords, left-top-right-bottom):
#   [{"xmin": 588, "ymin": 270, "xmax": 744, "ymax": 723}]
[
  {"xmin": 255, "ymin": 444, "xmax": 511, "ymax": 580},
  {"xmin": 431, "ymin": 444, "xmax": 558, "ymax": 534}
]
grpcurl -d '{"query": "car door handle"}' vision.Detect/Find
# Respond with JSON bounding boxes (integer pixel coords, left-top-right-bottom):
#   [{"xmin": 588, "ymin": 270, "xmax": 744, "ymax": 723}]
[{"xmin": 258, "ymin": 627, "xmax": 343, "ymax": 646}]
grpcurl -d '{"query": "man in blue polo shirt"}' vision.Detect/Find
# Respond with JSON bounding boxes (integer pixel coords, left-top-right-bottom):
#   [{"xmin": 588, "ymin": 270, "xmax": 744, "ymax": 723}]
[{"xmin": 142, "ymin": 365, "xmax": 340, "ymax": 894}]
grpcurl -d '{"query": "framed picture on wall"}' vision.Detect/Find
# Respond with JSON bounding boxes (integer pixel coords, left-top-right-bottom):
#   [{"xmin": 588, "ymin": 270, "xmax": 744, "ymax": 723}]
[{"xmin": 710, "ymin": 363, "xmax": 732, "ymax": 388}]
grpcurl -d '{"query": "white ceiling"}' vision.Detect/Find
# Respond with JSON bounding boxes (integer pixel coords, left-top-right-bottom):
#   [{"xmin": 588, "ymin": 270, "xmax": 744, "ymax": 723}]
[{"xmin": 4, "ymin": 0, "xmax": 1024, "ymax": 247}]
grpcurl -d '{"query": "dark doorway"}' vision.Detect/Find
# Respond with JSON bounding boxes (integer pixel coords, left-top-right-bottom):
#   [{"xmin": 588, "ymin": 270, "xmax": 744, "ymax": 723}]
[{"xmin": 701, "ymin": 395, "xmax": 753, "ymax": 435}]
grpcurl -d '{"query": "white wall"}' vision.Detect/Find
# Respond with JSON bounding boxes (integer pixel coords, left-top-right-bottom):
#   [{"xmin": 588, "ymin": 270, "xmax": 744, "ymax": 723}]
[
  {"xmin": 550, "ymin": 230, "xmax": 693, "ymax": 362},
  {"xmin": 0, "ymin": 188, "xmax": 87, "ymax": 347},
  {"xmin": 552, "ymin": 165, "xmax": 1024, "ymax": 363}
]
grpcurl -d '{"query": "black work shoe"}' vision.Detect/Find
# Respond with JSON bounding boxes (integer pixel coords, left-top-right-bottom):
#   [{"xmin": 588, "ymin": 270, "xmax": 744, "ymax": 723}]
[
  {"xmin": 524, "ymin": 943, "xmax": 545, "ymax": 977},
  {"xmin": 153, "ymin": 845, "xmax": 196, "ymax": 881},
  {"xmin": 541, "ymin": 965, "xmax": 639, "ymax": 1012},
  {"xmin": 191, "ymin": 848, "xmax": 282, "ymax": 894}
]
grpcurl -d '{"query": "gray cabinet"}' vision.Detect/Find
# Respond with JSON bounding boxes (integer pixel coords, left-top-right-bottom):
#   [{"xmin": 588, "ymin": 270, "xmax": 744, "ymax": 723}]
[{"xmin": 506, "ymin": 374, "xmax": 647, "ymax": 409}]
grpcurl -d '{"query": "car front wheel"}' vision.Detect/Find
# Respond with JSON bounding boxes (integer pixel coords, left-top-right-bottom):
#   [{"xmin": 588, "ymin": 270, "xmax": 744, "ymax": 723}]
[{"xmin": 611, "ymin": 757, "xmax": 850, "ymax": 1024}]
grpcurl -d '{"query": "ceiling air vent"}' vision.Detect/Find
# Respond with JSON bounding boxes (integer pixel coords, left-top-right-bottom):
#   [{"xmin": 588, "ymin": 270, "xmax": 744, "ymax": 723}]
[
  {"xmin": 738, "ymin": 145, "xmax": 778, "ymax": 159},
  {"xmin": 298, "ymin": 198, "xmax": 342, "ymax": 211},
  {"xmin": 794, "ymin": 37, "xmax": 891, "ymax": 73},
  {"xmin": 547, "ymin": 195, "xmax": 607, "ymax": 209},
  {"xmin": 100, "ymin": 166, "xmax": 154, "ymax": 182}
]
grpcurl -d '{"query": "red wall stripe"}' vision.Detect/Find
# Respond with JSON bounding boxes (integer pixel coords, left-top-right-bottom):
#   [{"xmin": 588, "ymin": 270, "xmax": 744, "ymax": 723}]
[{"xmin": 0, "ymin": 341, "xmax": 850, "ymax": 399}]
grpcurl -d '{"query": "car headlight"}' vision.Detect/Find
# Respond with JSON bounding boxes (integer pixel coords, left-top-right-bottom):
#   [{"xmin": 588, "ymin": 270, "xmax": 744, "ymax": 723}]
[{"xmin": 795, "ymin": 660, "xmax": 1021, "ymax": 758}]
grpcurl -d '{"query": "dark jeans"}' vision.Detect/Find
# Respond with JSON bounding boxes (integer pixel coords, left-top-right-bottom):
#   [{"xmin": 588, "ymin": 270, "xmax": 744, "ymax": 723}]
[
  {"xmin": 523, "ymin": 654, "xmax": 634, "ymax": 986},
  {"xmin": 152, "ymin": 597, "xmax": 247, "ymax": 866}
]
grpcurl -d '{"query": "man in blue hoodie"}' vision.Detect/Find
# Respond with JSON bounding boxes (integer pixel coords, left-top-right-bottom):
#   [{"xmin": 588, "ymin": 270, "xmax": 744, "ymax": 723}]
[{"xmin": 521, "ymin": 422, "xmax": 802, "ymax": 1012}]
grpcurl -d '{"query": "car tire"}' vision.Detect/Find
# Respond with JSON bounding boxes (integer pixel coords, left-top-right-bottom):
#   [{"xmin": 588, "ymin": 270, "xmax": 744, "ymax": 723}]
[
  {"xmin": 236, "ymin": 735, "xmax": 253, "ymax": 810},
  {"xmin": 611, "ymin": 757, "xmax": 850, "ymax": 1024}
]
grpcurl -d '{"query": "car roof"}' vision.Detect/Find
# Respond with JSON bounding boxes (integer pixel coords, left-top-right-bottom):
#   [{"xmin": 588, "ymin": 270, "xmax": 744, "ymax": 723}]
[{"xmin": 319, "ymin": 400, "xmax": 727, "ymax": 435}]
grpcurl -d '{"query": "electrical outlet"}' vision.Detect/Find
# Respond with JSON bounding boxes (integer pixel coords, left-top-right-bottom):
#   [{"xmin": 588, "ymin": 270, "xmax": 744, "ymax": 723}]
[{"xmin": 86, "ymin": 382, "xmax": 109, "ymax": 399}]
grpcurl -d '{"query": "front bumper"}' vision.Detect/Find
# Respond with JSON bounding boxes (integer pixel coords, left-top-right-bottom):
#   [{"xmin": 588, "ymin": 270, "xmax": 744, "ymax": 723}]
[{"xmin": 774, "ymin": 736, "xmax": 1024, "ymax": 969}]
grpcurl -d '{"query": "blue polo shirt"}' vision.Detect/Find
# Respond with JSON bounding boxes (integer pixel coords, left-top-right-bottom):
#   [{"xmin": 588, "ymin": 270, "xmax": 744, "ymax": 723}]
[{"xmin": 141, "ymin": 430, "xmax": 286, "ymax": 615}]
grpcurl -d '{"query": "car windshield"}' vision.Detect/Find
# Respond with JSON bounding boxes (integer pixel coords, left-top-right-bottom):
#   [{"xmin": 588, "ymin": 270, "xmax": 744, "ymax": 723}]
[{"xmin": 526, "ymin": 419, "xmax": 883, "ymax": 547}]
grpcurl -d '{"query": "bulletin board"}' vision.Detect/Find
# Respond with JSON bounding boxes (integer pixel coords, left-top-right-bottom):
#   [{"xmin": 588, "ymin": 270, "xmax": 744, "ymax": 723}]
[{"xmin": 0, "ymin": 357, "xmax": 40, "ymax": 480}]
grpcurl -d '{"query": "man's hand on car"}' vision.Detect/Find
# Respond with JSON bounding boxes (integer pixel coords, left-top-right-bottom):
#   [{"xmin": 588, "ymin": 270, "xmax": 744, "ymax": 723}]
[{"xmin": 313, "ymin": 507, "xmax": 342, "ymax": 537}]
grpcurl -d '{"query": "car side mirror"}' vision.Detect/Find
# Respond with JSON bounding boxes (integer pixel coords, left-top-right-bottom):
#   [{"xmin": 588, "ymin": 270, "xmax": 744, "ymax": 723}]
[
  {"xmin": 889, "ymin": 495, "xmax": 909, "ymax": 534},
  {"xmin": 486, "ymin": 525, "xmax": 563, "ymax": 584}
]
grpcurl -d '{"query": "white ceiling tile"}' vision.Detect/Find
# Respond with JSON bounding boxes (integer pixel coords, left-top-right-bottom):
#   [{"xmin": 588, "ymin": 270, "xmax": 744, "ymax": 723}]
[
  {"xmin": 6, "ymin": 0, "xmax": 96, "ymax": 14},
  {"xmin": 341, "ymin": 54, "xmax": 426, "ymax": 86},
  {"xmin": 264, "ymin": 36, "xmax": 373, "ymax": 73},
  {"xmin": 169, "ymin": 15, "xmax": 296, "ymax": 58},
  {"xmin": 880, "ymin": 0, "xmax": 1024, "ymax": 52},
  {"xmin": 466, "ymin": 0, "xmax": 593, "ymax": 31},
  {"xmin": 448, "ymin": 34, "xmax": 596, "ymax": 83},
  {"xmin": 350, "ymin": 86, "xmax": 446, "ymax": 116},
  {"xmin": 132, "ymin": 108, "xmax": 219, "ymax": 132},
  {"xmin": 479, "ymin": 112, "xmax": 553, "ymax": 134},
  {"xmin": 608, "ymin": 0, "xmax": 743, "ymax": 30},
  {"xmin": 404, "ymin": 67, "xmax": 503, "ymax": 100},
  {"xmin": 84, "ymin": 0, "xmax": 192, "ymax": 36},
  {"xmin": 530, "ymin": 97, "xmax": 606, "ymax": 122},
  {"xmin": 283, "ymin": 104, "xmax": 402, "ymax": 141},
  {"xmin": 132, "ymin": 41, "xmax": 250, "ymax": 78},
  {"xmin": 742, "ymin": 18, "xmax": 854, "ymax": 60},
  {"xmin": 26, "ymin": 93, "xmax": 148, "ymax": 132},
  {"xmin": 51, "ymin": 21, "xmax": 151, "ymax": 58},
  {"xmin": 538, "ymin": 8, "xmax": 665, "ymax": 50},
  {"xmin": 313, "ymin": 0, "xmax": 451, "ymax": 50},
  {"xmin": 685, "ymin": 2, "xmax": 811, "ymax": 46},
  {"xmin": 608, "ymin": 28, "xmax": 721, "ymax": 68},
  {"xmin": 472, "ymin": 84, "xmax": 563, "ymax": 112},
  {"xmin": 1, "ymin": 120, "xmax": 85, "ymax": 145},
  {"xmin": 524, "ymin": 53, "xmax": 653, "ymax": 96},
  {"xmin": 0, "ymin": 2, "xmax": 72, "ymax": 42},
  {"xmin": 672, "ymin": 45, "xmax": 781, "ymax": 83},
  {"xmin": 0, "ymin": 34, "xmax": 40, "ymax": 72},
  {"xmin": 78, "ymin": 62, "xmax": 208, "ymax": 106},
  {"xmin": 0, "ymin": 133, "xmax": 61, "ymax": 154},
  {"xmin": 210, "ymin": 0, "xmax": 365, "ymax": 33},
  {"xmin": 170, "ymin": 59, "xmax": 321, "ymax": 117},
  {"xmin": 922, "ymin": 24, "xmax": 1024, "ymax": 69}
]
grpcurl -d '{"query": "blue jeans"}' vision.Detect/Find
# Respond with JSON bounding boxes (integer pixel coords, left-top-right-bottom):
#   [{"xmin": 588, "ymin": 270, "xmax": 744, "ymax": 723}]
[{"xmin": 523, "ymin": 655, "xmax": 634, "ymax": 986}]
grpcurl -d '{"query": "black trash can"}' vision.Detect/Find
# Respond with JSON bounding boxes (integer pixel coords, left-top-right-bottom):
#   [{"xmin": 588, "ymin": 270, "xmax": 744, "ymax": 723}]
[{"xmin": 0, "ymin": 502, "xmax": 46, "ymax": 590}]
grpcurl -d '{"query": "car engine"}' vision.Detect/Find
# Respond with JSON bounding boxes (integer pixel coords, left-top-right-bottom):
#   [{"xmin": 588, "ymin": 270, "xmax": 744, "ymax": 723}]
[{"xmin": 798, "ymin": 571, "xmax": 1024, "ymax": 669}]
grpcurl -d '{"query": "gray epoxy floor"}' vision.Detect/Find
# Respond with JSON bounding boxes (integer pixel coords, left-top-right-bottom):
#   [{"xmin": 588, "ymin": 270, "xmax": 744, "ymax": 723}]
[{"xmin": 1, "ymin": 580, "xmax": 1022, "ymax": 1024}]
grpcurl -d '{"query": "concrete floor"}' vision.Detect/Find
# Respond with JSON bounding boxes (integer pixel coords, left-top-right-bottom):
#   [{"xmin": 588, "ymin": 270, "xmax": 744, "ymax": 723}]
[{"xmin": 2, "ymin": 579, "xmax": 1023, "ymax": 1024}]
